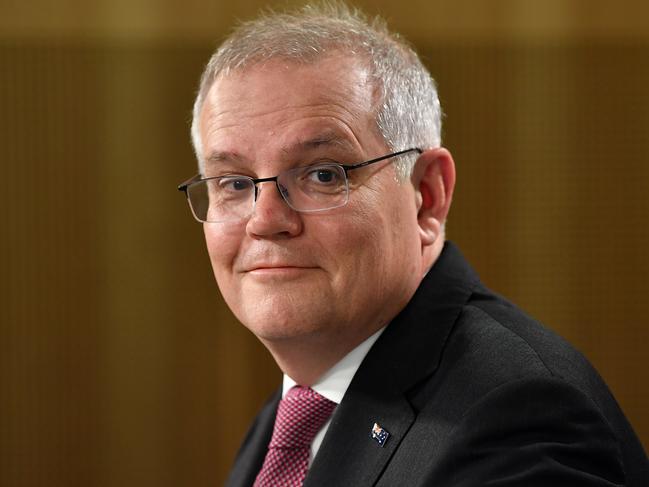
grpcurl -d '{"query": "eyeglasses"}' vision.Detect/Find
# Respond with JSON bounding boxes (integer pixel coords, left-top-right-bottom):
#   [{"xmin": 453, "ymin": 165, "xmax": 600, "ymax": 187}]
[{"xmin": 177, "ymin": 148, "xmax": 422, "ymax": 223}]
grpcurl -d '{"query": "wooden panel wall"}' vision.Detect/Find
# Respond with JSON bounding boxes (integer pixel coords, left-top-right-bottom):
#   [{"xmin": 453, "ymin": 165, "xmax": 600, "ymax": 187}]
[{"xmin": 1, "ymin": 2, "xmax": 648, "ymax": 486}]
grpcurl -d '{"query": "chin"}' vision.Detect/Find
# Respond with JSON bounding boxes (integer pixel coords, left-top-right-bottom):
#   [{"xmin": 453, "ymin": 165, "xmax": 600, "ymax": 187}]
[
  {"xmin": 246, "ymin": 320, "xmax": 324, "ymax": 343},
  {"xmin": 237, "ymin": 304, "xmax": 330, "ymax": 343}
]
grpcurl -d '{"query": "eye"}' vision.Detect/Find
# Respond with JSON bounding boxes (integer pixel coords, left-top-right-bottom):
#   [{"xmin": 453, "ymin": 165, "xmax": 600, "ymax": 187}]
[
  {"xmin": 304, "ymin": 165, "xmax": 343, "ymax": 185},
  {"xmin": 218, "ymin": 176, "xmax": 253, "ymax": 192}
]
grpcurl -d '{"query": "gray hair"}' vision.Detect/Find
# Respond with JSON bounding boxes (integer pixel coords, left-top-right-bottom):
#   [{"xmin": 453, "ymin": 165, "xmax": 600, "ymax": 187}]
[{"xmin": 190, "ymin": 2, "xmax": 442, "ymax": 179}]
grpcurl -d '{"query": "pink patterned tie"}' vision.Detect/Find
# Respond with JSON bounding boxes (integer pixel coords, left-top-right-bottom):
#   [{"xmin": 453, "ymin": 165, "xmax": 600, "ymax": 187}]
[{"xmin": 254, "ymin": 386, "xmax": 337, "ymax": 487}]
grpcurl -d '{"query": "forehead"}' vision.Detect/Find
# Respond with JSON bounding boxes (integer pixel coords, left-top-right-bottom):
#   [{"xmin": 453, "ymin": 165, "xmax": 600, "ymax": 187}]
[{"xmin": 198, "ymin": 54, "xmax": 384, "ymax": 162}]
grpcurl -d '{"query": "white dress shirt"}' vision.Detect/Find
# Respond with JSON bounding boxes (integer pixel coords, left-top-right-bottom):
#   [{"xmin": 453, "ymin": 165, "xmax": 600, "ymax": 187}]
[{"xmin": 282, "ymin": 326, "xmax": 385, "ymax": 465}]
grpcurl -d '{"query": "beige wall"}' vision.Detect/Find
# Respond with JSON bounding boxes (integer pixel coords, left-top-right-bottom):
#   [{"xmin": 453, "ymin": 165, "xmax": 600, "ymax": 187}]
[
  {"xmin": 2, "ymin": 1, "xmax": 648, "ymax": 485},
  {"xmin": 2, "ymin": 0, "xmax": 649, "ymax": 42}
]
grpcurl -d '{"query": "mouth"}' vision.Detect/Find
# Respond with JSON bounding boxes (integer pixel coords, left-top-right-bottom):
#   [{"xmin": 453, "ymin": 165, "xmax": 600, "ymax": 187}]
[
  {"xmin": 248, "ymin": 265, "xmax": 315, "ymax": 271},
  {"xmin": 245, "ymin": 265, "xmax": 319, "ymax": 278}
]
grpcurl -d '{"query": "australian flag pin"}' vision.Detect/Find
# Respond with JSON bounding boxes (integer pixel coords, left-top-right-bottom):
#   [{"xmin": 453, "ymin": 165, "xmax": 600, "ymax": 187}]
[{"xmin": 371, "ymin": 422, "xmax": 390, "ymax": 447}]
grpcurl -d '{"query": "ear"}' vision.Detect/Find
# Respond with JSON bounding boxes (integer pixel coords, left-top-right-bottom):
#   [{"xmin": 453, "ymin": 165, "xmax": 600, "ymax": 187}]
[{"xmin": 411, "ymin": 148, "xmax": 456, "ymax": 247}]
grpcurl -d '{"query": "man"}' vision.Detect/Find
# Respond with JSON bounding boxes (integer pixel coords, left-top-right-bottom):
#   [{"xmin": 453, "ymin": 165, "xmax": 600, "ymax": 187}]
[{"xmin": 178, "ymin": 4, "xmax": 648, "ymax": 486}]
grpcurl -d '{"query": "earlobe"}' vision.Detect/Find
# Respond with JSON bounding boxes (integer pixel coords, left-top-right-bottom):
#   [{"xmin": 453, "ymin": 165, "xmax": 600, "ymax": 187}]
[{"xmin": 413, "ymin": 148, "xmax": 456, "ymax": 248}]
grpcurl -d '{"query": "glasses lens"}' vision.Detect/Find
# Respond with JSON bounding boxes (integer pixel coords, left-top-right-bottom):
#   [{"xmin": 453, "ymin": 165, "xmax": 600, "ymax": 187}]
[
  {"xmin": 280, "ymin": 163, "xmax": 349, "ymax": 211},
  {"xmin": 186, "ymin": 177, "xmax": 255, "ymax": 222}
]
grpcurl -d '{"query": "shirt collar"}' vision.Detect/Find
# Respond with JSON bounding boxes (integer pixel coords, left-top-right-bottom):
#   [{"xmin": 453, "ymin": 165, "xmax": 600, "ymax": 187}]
[{"xmin": 282, "ymin": 326, "xmax": 386, "ymax": 404}]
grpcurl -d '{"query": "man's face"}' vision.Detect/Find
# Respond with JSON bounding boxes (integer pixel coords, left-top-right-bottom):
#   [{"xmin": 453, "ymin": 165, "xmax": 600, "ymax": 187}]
[{"xmin": 199, "ymin": 54, "xmax": 427, "ymax": 349}]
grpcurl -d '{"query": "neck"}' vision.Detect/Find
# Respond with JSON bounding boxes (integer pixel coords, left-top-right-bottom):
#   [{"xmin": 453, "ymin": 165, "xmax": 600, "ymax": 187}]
[{"xmin": 260, "ymin": 326, "xmax": 381, "ymax": 385}]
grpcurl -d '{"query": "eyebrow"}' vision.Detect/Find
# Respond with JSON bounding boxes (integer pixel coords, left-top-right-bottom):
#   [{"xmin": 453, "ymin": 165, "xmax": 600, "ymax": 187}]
[
  {"xmin": 283, "ymin": 132, "xmax": 356, "ymax": 155},
  {"xmin": 205, "ymin": 150, "xmax": 242, "ymax": 165},
  {"xmin": 204, "ymin": 131, "xmax": 357, "ymax": 166}
]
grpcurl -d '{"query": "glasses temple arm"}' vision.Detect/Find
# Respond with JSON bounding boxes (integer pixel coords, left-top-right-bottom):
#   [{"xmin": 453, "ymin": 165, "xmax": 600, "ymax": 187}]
[
  {"xmin": 177, "ymin": 174, "xmax": 202, "ymax": 192},
  {"xmin": 341, "ymin": 148, "xmax": 422, "ymax": 171}
]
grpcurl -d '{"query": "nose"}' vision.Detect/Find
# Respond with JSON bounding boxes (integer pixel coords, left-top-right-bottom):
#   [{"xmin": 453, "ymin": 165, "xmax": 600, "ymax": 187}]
[{"xmin": 246, "ymin": 181, "xmax": 303, "ymax": 238}]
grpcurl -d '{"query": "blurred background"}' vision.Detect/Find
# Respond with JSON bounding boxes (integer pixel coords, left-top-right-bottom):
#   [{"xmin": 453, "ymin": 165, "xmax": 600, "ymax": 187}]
[{"xmin": 1, "ymin": 0, "xmax": 648, "ymax": 485}]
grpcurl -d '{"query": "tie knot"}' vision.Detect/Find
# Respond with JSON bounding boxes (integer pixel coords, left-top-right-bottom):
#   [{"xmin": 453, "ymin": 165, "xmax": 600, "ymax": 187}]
[{"xmin": 270, "ymin": 386, "xmax": 337, "ymax": 449}]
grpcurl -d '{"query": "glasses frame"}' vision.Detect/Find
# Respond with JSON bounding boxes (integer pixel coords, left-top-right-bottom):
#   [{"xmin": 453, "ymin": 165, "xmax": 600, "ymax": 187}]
[{"xmin": 177, "ymin": 147, "xmax": 423, "ymax": 223}]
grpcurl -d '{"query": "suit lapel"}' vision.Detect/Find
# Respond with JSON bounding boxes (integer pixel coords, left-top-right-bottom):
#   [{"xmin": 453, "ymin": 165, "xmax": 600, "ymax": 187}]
[
  {"xmin": 304, "ymin": 378, "xmax": 415, "ymax": 486},
  {"xmin": 304, "ymin": 242, "xmax": 479, "ymax": 486},
  {"xmin": 224, "ymin": 389, "xmax": 280, "ymax": 487}
]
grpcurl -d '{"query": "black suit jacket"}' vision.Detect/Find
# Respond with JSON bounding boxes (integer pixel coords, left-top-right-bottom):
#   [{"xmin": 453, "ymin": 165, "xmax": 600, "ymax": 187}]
[{"xmin": 225, "ymin": 242, "xmax": 649, "ymax": 486}]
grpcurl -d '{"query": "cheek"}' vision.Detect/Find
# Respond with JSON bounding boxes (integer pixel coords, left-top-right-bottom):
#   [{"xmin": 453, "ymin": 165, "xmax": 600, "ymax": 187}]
[
  {"xmin": 203, "ymin": 223, "xmax": 243, "ymax": 286},
  {"xmin": 325, "ymin": 200, "xmax": 390, "ymax": 289},
  {"xmin": 353, "ymin": 188, "xmax": 421, "ymax": 282}
]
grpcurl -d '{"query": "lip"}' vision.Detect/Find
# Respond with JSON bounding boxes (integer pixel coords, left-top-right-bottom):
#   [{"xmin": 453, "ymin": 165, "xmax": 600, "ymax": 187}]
[
  {"xmin": 245, "ymin": 265, "xmax": 318, "ymax": 277},
  {"xmin": 248, "ymin": 265, "xmax": 315, "ymax": 271}
]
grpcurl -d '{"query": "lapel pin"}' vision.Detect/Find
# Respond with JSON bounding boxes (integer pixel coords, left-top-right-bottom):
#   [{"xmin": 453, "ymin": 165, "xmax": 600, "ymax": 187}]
[{"xmin": 371, "ymin": 422, "xmax": 390, "ymax": 447}]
